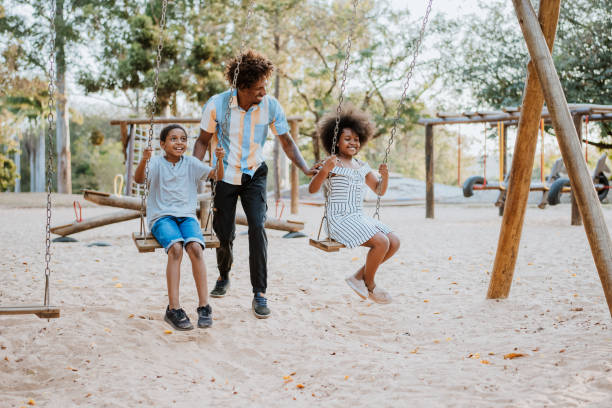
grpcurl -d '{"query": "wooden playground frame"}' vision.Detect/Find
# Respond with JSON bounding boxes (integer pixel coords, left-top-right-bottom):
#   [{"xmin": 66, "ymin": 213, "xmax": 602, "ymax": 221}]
[{"xmin": 419, "ymin": 105, "xmax": 612, "ymax": 221}]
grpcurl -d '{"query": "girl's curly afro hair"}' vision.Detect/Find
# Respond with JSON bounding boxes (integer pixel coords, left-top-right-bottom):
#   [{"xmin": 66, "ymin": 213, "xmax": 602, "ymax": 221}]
[
  {"xmin": 317, "ymin": 105, "xmax": 375, "ymax": 155},
  {"xmin": 225, "ymin": 49, "xmax": 274, "ymax": 90}
]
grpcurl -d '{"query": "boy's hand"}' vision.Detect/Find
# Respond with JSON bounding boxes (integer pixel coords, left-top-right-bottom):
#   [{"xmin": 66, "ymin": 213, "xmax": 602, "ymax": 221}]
[
  {"xmin": 214, "ymin": 146, "xmax": 225, "ymax": 160},
  {"xmin": 379, "ymin": 163, "xmax": 389, "ymax": 178},
  {"xmin": 142, "ymin": 147, "xmax": 153, "ymax": 161},
  {"xmin": 322, "ymin": 155, "xmax": 337, "ymax": 172}
]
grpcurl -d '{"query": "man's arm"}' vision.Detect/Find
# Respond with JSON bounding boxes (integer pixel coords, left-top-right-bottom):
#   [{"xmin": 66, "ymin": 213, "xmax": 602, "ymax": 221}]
[
  {"xmin": 194, "ymin": 129, "xmax": 214, "ymax": 160},
  {"xmin": 277, "ymin": 132, "xmax": 318, "ymax": 177}
]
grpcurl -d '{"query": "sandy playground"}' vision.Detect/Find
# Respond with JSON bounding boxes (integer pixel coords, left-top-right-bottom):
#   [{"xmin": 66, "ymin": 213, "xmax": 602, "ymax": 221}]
[{"xmin": 1, "ymin": 193, "xmax": 612, "ymax": 407}]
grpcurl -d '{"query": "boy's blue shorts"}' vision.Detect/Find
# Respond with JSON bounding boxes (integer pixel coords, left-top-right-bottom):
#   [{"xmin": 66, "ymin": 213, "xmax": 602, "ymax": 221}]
[{"xmin": 151, "ymin": 216, "xmax": 205, "ymax": 253}]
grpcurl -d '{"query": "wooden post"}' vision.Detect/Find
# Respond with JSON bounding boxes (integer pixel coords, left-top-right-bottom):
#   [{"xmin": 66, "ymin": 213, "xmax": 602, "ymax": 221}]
[
  {"xmin": 125, "ymin": 124, "xmax": 135, "ymax": 196},
  {"xmin": 571, "ymin": 114, "xmax": 583, "ymax": 225},
  {"xmin": 488, "ymin": 0, "xmax": 561, "ymax": 299},
  {"xmin": 289, "ymin": 119, "xmax": 301, "ymax": 215},
  {"xmin": 512, "ymin": 0, "xmax": 612, "ymax": 317},
  {"xmin": 425, "ymin": 124, "xmax": 434, "ymax": 218}
]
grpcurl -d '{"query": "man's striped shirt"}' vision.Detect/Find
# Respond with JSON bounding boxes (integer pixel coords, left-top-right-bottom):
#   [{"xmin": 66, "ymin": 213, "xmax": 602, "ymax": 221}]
[{"xmin": 200, "ymin": 89, "xmax": 290, "ymax": 185}]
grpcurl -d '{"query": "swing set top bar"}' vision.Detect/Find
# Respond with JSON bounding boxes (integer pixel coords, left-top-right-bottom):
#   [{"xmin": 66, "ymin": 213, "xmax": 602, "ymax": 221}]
[
  {"xmin": 110, "ymin": 115, "xmax": 304, "ymax": 126},
  {"xmin": 418, "ymin": 104, "xmax": 612, "ymax": 126}
]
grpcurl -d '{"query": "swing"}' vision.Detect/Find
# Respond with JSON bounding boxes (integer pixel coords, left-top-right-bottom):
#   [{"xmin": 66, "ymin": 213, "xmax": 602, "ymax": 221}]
[
  {"xmin": 0, "ymin": 0, "xmax": 59, "ymax": 319},
  {"xmin": 132, "ymin": 0, "xmax": 255, "ymax": 253},
  {"xmin": 309, "ymin": 0, "xmax": 434, "ymax": 252},
  {"xmin": 132, "ymin": 0, "xmax": 219, "ymax": 253}
]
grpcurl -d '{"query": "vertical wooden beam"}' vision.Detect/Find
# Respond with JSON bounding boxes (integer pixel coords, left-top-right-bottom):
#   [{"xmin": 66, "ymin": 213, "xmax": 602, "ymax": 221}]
[
  {"xmin": 289, "ymin": 119, "xmax": 300, "ymax": 215},
  {"xmin": 512, "ymin": 0, "xmax": 612, "ymax": 317},
  {"xmin": 425, "ymin": 124, "xmax": 434, "ymax": 218},
  {"xmin": 487, "ymin": 0, "xmax": 560, "ymax": 299},
  {"xmin": 125, "ymin": 124, "xmax": 135, "ymax": 196},
  {"xmin": 571, "ymin": 114, "xmax": 583, "ymax": 225}
]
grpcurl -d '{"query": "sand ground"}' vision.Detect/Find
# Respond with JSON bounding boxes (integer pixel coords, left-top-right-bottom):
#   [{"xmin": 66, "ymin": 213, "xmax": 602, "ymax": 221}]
[{"xmin": 1, "ymin": 194, "xmax": 611, "ymax": 407}]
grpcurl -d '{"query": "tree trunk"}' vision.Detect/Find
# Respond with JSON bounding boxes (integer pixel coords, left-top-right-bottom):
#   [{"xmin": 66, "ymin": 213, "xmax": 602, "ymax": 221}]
[
  {"xmin": 29, "ymin": 140, "xmax": 35, "ymax": 192},
  {"xmin": 55, "ymin": 0, "xmax": 72, "ymax": 194},
  {"xmin": 14, "ymin": 135, "xmax": 21, "ymax": 193},
  {"xmin": 273, "ymin": 24, "xmax": 281, "ymax": 202},
  {"xmin": 35, "ymin": 121, "xmax": 46, "ymax": 192}
]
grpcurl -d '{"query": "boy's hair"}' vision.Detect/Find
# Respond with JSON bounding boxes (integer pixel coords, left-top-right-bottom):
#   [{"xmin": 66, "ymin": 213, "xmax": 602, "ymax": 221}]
[
  {"xmin": 317, "ymin": 105, "xmax": 375, "ymax": 155},
  {"xmin": 160, "ymin": 124, "xmax": 187, "ymax": 142},
  {"xmin": 225, "ymin": 49, "xmax": 274, "ymax": 90}
]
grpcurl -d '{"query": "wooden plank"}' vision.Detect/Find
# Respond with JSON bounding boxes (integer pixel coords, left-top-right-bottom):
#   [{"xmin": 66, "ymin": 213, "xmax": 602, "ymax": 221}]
[
  {"xmin": 425, "ymin": 124, "xmax": 434, "ymax": 219},
  {"xmin": 0, "ymin": 306, "xmax": 60, "ymax": 319},
  {"xmin": 133, "ymin": 231, "xmax": 220, "ymax": 253},
  {"xmin": 309, "ymin": 238, "xmax": 345, "ymax": 252},
  {"xmin": 488, "ymin": 0, "xmax": 561, "ymax": 300},
  {"xmin": 571, "ymin": 114, "xmax": 583, "ymax": 226},
  {"xmin": 51, "ymin": 209, "xmax": 141, "ymax": 236},
  {"xmin": 512, "ymin": 0, "xmax": 612, "ymax": 317}
]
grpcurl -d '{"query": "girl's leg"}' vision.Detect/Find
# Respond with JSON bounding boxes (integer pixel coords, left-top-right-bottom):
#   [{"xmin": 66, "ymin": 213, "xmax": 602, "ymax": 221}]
[
  {"xmin": 166, "ymin": 242, "xmax": 183, "ymax": 309},
  {"xmin": 356, "ymin": 232, "xmax": 400, "ymax": 281},
  {"xmin": 360, "ymin": 232, "xmax": 389, "ymax": 291},
  {"xmin": 186, "ymin": 242, "xmax": 209, "ymax": 307}
]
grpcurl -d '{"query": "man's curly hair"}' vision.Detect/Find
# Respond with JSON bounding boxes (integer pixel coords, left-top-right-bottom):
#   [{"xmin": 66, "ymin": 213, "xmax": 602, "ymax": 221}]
[
  {"xmin": 225, "ymin": 49, "xmax": 274, "ymax": 90},
  {"xmin": 317, "ymin": 105, "xmax": 375, "ymax": 155}
]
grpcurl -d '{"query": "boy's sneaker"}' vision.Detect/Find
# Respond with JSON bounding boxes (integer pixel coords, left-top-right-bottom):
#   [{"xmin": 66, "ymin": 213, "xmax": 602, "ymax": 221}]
[
  {"xmin": 197, "ymin": 305, "xmax": 213, "ymax": 328},
  {"xmin": 164, "ymin": 306, "xmax": 194, "ymax": 331},
  {"xmin": 210, "ymin": 278, "xmax": 230, "ymax": 298},
  {"xmin": 252, "ymin": 293, "xmax": 270, "ymax": 319}
]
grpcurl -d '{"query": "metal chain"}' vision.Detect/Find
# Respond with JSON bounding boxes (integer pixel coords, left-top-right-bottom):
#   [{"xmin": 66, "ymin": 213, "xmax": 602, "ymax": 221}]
[
  {"xmin": 373, "ymin": 0, "xmax": 433, "ymax": 220},
  {"xmin": 209, "ymin": 0, "xmax": 255, "ymax": 226},
  {"xmin": 320, "ymin": 0, "xmax": 359, "ymax": 241},
  {"xmin": 44, "ymin": 0, "xmax": 56, "ymax": 307},
  {"xmin": 139, "ymin": 0, "xmax": 169, "ymax": 235}
]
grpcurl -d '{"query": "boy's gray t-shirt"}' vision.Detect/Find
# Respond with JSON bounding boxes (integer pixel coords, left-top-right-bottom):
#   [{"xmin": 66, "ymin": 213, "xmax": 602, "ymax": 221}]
[{"xmin": 146, "ymin": 155, "xmax": 213, "ymax": 229}]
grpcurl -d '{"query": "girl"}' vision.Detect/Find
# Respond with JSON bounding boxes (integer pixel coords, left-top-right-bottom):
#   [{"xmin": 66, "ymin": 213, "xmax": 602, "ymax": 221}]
[{"xmin": 309, "ymin": 106, "xmax": 400, "ymax": 304}]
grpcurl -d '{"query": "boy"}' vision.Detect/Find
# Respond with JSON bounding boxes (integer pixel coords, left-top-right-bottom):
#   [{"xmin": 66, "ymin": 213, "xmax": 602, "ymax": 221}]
[{"xmin": 135, "ymin": 124, "xmax": 224, "ymax": 330}]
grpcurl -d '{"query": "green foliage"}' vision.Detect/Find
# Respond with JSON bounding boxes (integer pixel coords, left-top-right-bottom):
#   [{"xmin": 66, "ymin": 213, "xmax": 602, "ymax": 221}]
[
  {"xmin": 70, "ymin": 114, "xmax": 124, "ymax": 192},
  {"xmin": 0, "ymin": 152, "xmax": 17, "ymax": 191}
]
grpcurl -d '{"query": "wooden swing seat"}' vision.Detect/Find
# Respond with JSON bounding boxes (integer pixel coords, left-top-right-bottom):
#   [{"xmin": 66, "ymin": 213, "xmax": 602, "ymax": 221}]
[
  {"xmin": 0, "ymin": 305, "xmax": 60, "ymax": 319},
  {"xmin": 309, "ymin": 238, "xmax": 345, "ymax": 252},
  {"xmin": 132, "ymin": 231, "xmax": 220, "ymax": 253}
]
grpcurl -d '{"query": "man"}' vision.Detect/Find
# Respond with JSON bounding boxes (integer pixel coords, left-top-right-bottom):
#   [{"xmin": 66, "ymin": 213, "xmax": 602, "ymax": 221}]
[{"xmin": 194, "ymin": 49, "xmax": 317, "ymax": 319}]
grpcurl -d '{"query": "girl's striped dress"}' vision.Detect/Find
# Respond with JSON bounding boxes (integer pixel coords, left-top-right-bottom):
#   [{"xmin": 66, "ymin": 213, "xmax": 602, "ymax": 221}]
[{"xmin": 325, "ymin": 162, "xmax": 392, "ymax": 248}]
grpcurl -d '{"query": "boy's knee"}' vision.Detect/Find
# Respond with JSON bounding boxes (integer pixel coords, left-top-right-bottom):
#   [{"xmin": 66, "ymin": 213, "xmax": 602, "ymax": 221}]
[
  {"xmin": 389, "ymin": 234, "xmax": 400, "ymax": 250},
  {"xmin": 186, "ymin": 242, "xmax": 203, "ymax": 258},
  {"xmin": 373, "ymin": 233, "xmax": 390, "ymax": 250},
  {"xmin": 167, "ymin": 243, "xmax": 183, "ymax": 259}
]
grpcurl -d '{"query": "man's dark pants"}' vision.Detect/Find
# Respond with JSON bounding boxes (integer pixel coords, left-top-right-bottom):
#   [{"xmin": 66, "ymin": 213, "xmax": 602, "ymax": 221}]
[{"xmin": 213, "ymin": 163, "xmax": 268, "ymax": 294}]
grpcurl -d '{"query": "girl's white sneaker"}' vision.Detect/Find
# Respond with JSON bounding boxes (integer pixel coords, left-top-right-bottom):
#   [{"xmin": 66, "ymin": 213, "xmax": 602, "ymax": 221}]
[
  {"xmin": 345, "ymin": 274, "xmax": 368, "ymax": 299},
  {"xmin": 368, "ymin": 286, "xmax": 392, "ymax": 304}
]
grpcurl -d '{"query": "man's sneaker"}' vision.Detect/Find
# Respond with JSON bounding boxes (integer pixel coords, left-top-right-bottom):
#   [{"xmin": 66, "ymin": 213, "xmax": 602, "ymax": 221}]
[
  {"xmin": 164, "ymin": 306, "xmax": 193, "ymax": 331},
  {"xmin": 210, "ymin": 278, "xmax": 230, "ymax": 298},
  {"xmin": 252, "ymin": 293, "xmax": 271, "ymax": 319},
  {"xmin": 197, "ymin": 305, "xmax": 213, "ymax": 328}
]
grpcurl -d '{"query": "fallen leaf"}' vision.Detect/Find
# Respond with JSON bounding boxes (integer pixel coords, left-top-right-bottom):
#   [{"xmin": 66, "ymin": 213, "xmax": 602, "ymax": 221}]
[
  {"xmin": 351, "ymin": 257, "xmax": 359, "ymax": 261},
  {"xmin": 115, "ymin": 283, "xmax": 123, "ymax": 288},
  {"xmin": 344, "ymin": 375, "xmax": 349, "ymax": 380},
  {"xmin": 283, "ymin": 375, "xmax": 292, "ymax": 380},
  {"xmin": 410, "ymin": 347, "xmax": 419, "ymax": 354},
  {"xmin": 571, "ymin": 273, "xmax": 577, "ymax": 277},
  {"xmin": 481, "ymin": 360, "xmax": 490, "ymax": 364},
  {"xmin": 164, "ymin": 330, "xmax": 172, "ymax": 334},
  {"xmin": 28, "ymin": 400, "xmax": 35, "ymax": 406},
  {"xmin": 503, "ymin": 353, "xmax": 527, "ymax": 359},
  {"xmin": 104, "ymin": 328, "xmax": 111, "ymax": 333},
  {"xmin": 468, "ymin": 353, "xmax": 480, "ymax": 359},
  {"xmin": 128, "ymin": 314, "xmax": 134, "ymax": 318},
  {"xmin": 448, "ymin": 256, "xmax": 452, "ymax": 260},
  {"xmin": 423, "ymin": 300, "xmax": 429, "ymax": 303},
  {"xmin": 112, "ymin": 277, "xmax": 118, "ymax": 281},
  {"xmin": 559, "ymin": 349, "xmax": 566, "ymax": 353},
  {"xmin": 296, "ymin": 384, "xmax": 304, "ymax": 389}
]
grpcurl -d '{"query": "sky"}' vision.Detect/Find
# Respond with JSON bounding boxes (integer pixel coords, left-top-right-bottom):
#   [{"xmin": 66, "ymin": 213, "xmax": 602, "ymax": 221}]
[{"xmin": 390, "ymin": 0, "xmax": 483, "ymax": 18}]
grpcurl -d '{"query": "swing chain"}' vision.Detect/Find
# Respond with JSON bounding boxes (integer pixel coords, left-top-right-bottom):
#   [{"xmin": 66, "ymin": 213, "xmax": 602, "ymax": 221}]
[
  {"xmin": 373, "ymin": 0, "xmax": 433, "ymax": 220},
  {"xmin": 140, "ymin": 0, "xmax": 169, "ymax": 235},
  {"xmin": 212, "ymin": 0, "xmax": 255, "ymax": 219},
  {"xmin": 44, "ymin": 0, "xmax": 57, "ymax": 306},
  {"xmin": 322, "ymin": 0, "xmax": 359, "ymax": 241}
]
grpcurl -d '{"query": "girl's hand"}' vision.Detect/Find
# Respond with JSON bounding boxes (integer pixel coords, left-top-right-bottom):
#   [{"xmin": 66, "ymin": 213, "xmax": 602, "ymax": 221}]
[
  {"xmin": 322, "ymin": 155, "xmax": 337, "ymax": 172},
  {"xmin": 142, "ymin": 147, "xmax": 153, "ymax": 161},
  {"xmin": 214, "ymin": 146, "xmax": 225, "ymax": 160},
  {"xmin": 379, "ymin": 163, "xmax": 388, "ymax": 178}
]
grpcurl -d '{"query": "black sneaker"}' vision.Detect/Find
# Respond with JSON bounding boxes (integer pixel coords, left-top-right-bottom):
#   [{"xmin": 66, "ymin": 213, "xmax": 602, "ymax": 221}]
[
  {"xmin": 164, "ymin": 306, "xmax": 193, "ymax": 331},
  {"xmin": 252, "ymin": 293, "xmax": 270, "ymax": 319},
  {"xmin": 197, "ymin": 305, "xmax": 213, "ymax": 328},
  {"xmin": 210, "ymin": 278, "xmax": 230, "ymax": 298}
]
